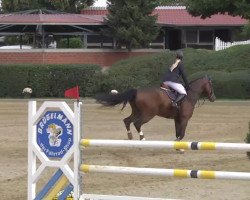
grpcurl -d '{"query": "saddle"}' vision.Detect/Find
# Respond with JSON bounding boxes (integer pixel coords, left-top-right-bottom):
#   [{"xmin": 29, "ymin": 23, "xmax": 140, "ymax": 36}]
[{"xmin": 160, "ymin": 84, "xmax": 178, "ymax": 101}]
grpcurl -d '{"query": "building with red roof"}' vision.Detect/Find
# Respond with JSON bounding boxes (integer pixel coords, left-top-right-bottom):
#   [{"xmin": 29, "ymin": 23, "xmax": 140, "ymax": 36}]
[
  {"xmin": 0, "ymin": 6, "xmax": 247, "ymax": 50},
  {"xmin": 81, "ymin": 6, "xmax": 248, "ymax": 50},
  {"xmin": 0, "ymin": 6, "xmax": 248, "ymax": 66}
]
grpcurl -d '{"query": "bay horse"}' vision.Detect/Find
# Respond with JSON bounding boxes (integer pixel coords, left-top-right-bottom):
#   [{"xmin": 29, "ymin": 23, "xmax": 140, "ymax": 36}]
[{"xmin": 95, "ymin": 75, "xmax": 216, "ymax": 141}]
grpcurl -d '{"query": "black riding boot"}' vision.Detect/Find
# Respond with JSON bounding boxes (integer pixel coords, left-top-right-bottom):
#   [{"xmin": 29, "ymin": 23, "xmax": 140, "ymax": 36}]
[{"xmin": 172, "ymin": 94, "xmax": 186, "ymax": 108}]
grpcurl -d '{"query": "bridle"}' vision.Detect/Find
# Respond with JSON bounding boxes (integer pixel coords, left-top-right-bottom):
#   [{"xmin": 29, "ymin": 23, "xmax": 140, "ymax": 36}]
[
  {"xmin": 207, "ymin": 75, "xmax": 215, "ymax": 100},
  {"xmin": 195, "ymin": 75, "xmax": 215, "ymax": 108}
]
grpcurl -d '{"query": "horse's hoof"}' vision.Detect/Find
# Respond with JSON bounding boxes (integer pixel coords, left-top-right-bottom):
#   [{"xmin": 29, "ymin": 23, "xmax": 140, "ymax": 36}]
[
  {"xmin": 140, "ymin": 136, "xmax": 145, "ymax": 140},
  {"xmin": 127, "ymin": 132, "xmax": 133, "ymax": 140},
  {"xmin": 176, "ymin": 149, "xmax": 185, "ymax": 153}
]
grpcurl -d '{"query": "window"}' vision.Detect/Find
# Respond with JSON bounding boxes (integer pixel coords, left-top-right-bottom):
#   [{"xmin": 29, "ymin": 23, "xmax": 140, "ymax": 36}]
[
  {"xmin": 186, "ymin": 30, "xmax": 197, "ymax": 43},
  {"xmin": 199, "ymin": 30, "xmax": 213, "ymax": 43},
  {"xmin": 102, "ymin": 36, "xmax": 113, "ymax": 43},
  {"xmin": 87, "ymin": 35, "xmax": 102, "ymax": 43}
]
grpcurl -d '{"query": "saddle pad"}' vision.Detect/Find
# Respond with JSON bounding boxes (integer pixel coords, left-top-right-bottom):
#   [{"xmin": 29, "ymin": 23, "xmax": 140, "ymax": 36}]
[{"xmin": 160, "ymin": 87, "xmax": 177, "ymax": 101}]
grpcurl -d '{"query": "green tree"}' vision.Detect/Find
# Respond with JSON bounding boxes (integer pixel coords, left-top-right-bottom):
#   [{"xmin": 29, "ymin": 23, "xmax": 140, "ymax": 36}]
[
  {"xmin": 1, "ymin": 0, "xmax": 95, "ymax": 13},
  {"xmin": 157, "ymin": 0, "xmax": 185, "ymax": 6},
  {"xmin": 104, "ymin": 0, "xmax": 159, "ymax": 51},
  {"xmin": 185, "ymin": 0, "xmax": 250, "ymax": 20},
  {"xmin": 1, "ymin": 0, "xmax": 40, "ymax": 12},
  {"xmin": 57, "ymin": 37, "xmax": 84, "ymax": 48},
  {"xmin": 241, "ymin": 23, "xmax": 250, "ymax": 39},
  {"xmin": 50, "ymin": 0, "xmax": 95, "ymax": 13},
  {"xmin": 4, "ymin": 35, "xmax": 30, "ymax": 45}
]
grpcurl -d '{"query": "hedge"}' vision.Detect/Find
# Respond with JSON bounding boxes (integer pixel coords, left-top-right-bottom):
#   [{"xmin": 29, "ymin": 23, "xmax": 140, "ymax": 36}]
[
  {"xmin": 189, "ymin": 70, "xmax": 250, "ymax": 99},
  {"xmin": 101, "ymin": 45, "xmax": 250, "ymax": 99},
  {"xmin": 57, "ymin": 37, "xmax": 84, "ymax": 49},
  {"xmin": 0, "ymin": 45, "xmax": 249, "ymax": 99},
  {"xmin": 0, "ymin": 64, "xmax": 102, "ymax": 98}
]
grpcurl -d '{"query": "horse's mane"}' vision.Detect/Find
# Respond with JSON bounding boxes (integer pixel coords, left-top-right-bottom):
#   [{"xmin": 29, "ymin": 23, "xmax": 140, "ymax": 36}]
[{"xmin": 189, "ymin": 76, "xmax": 205, "ymax": 85}]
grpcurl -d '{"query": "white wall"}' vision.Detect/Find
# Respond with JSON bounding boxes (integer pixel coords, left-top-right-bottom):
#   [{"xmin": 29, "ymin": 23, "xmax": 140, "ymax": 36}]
[{"xmin": 93, "ymin": 0, "xmax": 107, "ymax": 7}]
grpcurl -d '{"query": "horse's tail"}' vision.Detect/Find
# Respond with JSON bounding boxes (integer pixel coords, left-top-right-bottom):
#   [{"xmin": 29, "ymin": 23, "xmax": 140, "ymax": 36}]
[{"xmin": 95, "ymin": 89, "xmax": 137, "ymax": 110}]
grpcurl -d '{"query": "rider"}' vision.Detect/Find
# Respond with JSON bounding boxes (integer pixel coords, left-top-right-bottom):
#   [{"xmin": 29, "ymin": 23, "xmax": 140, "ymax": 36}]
[{"xmin": 162, "ymin": 50, "xmax": 189, "ymax": 108}]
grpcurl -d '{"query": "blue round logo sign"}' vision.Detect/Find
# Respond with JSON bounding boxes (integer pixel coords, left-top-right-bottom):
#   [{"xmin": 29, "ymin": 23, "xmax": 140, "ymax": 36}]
[{"xmin": 36, "ymin": 111, "xmax": 73, "ymax": 158}]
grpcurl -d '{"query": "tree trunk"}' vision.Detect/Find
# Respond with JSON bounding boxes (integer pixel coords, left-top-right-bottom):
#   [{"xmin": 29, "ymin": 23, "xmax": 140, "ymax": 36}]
[{"xmin": 127, "ymin": 43, "xmax": 132, "ymax": 52}]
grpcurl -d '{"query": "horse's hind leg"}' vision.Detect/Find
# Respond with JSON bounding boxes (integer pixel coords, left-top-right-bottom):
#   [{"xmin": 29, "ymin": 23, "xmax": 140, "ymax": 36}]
[
  {"xmin": 133, "ymin": 118, "xmax": 145, "ymax": 140},
  {"xmin": 133, "ymin": 116, "xmax": 153, "ymax": 140},
  {"xmin": 123, "ymin": 115, "xmax": 134, "ymax": 140}
]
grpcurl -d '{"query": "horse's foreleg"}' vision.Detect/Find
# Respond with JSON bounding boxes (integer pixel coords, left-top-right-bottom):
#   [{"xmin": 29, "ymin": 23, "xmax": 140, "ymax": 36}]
[
  {"xmin": 174, "ymin": 118, "xmax": 189, "ymax": 153},
  {"xmin": 174, "ymin": 118, "xmax": 188, "ymax": 140},
  {"xmin": 123, "ymin": 115, "xmax": 134, "ymax": 140}
]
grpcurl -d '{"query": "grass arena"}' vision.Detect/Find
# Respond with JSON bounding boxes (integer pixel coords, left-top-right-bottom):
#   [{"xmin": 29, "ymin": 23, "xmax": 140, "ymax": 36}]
[{"xmin": 0, "ymin": 99, "xmax": 250, "ymax": 200}]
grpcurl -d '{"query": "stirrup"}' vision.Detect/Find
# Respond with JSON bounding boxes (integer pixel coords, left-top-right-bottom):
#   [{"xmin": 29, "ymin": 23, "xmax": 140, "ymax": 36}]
[
  {"xmin": 171, "ymin": 101, "xmax": 180, "ymax": 110},
  {"xmin": 171, "ymin": 101, "xmax": 178, "ymax": 107}
]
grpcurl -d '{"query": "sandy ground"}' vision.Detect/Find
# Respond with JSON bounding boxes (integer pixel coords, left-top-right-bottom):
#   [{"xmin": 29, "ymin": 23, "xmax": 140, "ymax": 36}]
[{"xmin": 0, "ymin": 99, "xmax": 250, "ymax": 200}]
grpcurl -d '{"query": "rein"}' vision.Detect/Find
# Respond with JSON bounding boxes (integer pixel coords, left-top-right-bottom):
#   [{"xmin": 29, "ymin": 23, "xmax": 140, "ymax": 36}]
[
  {"xmin": 195, "ymin": 98, "xmax": 206, "ymax": 108},
  {"xmin": 187, "ymin": 77, "xmax": 214, "ymax": 108},
  {"xmin": 187, "ymin": 88, "xmax": 206, "ymax": 108}
]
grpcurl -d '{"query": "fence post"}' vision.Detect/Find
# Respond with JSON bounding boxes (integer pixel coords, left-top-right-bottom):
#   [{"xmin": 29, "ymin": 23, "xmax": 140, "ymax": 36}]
[{"xmin": 215, "ymin": 37, "xmax": 250, "ymax": 51}]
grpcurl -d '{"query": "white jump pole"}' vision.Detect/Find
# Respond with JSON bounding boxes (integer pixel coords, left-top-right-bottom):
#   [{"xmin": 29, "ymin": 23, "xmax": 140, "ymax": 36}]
[
  {"xmin": 81, "ymin": 164, "xmax": 250, "ymax": 181},
  {"xmin": 81, "ymin": 139, "xmax": 250, "ymax": 151}
]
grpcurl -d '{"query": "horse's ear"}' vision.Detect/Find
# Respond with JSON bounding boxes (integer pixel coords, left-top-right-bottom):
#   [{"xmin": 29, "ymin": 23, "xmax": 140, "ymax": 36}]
[{"xmin": 205, "ymin": 75, "xmax": 212, "ymax": 81}]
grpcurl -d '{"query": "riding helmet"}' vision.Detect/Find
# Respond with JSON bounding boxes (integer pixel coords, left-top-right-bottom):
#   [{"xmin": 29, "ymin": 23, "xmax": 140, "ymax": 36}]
[{"xmin": 176, "ymin": 50, "xmax": 183, "ymax": 60}]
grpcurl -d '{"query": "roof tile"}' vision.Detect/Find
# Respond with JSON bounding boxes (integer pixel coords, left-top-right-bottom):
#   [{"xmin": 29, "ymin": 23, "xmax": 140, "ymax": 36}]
[
  {"xmin": 0, "ymin": 7, "xmax": 247, "ymax": 26},
  {"xmin": 82, "ymin": 6, "xmax": 247, "ymax": 26},
  {"xmin": 154, "ymin": 9, "xmax": 247, "ymax": 26},
  {"xmin": 0, "ymin": 13, "xmax": 103, "ymax": 24}
]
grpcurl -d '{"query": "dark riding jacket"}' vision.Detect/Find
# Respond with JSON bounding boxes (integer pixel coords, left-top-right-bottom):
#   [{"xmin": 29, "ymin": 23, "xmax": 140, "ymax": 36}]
[{"xmin": 162, "ymin": 61, "xmax": 189, "ymax": 88}]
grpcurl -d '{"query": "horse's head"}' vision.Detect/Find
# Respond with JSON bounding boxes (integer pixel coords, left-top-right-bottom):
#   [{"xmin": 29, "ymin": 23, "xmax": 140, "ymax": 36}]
[{"xmin": 203, "ymin": 75, "xmax": 216, "ymax": 102}]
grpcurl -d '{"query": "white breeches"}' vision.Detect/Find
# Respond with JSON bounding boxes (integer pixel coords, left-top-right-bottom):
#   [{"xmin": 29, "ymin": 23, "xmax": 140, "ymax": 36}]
[{"xmin": 163, "ymin": 81, "xmax": 187, "ymax": 95}]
